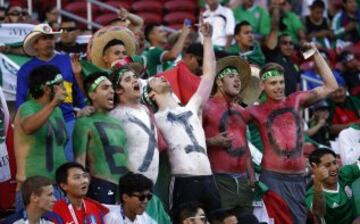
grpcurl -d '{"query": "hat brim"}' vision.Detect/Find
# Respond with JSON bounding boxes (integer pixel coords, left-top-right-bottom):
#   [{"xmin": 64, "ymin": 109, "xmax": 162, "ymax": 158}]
[
  {"xmin": 23, "ymin": 31, "xmax": 61, "ymax": 56},
  {"xmin": 90, "ymin": 26, "xmax": 136, "ymax": 69},
  {"xmin": 214, "ymin": 56, "xmax": 251, "ymax": 97},
  {"xmin": 240, "ymin": 65, "xmax": 262, "ymax": 105}
]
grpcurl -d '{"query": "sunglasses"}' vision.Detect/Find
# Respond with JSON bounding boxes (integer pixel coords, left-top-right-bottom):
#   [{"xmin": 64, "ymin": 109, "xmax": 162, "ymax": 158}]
[
  {"xmin": 280, "ymin": 41, "xmax": 294, "ymax": 46},
  {"xmin": 187, "ymin": 215, "xmax": 207, "ymax": 223},
  {"xmin": 60, "ymin": 27, "xmax": 77, "ymax": 32},
  {"xmin": 131, "ymin": 193, "xmax": 153, "ymax": 201}
]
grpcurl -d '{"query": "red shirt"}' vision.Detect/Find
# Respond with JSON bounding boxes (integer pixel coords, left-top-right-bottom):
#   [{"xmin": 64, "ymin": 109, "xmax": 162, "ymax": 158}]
[
  {"xmin": 247, "ymin": 92, "xmax": 310, "ymax": 173},
  {"xmin": 52, "ymin": 198, "xmax": 108, "ymax": 224},
  {"xmin": 203, "ymin": 96, "xmax": 251, "ymax": 173}
]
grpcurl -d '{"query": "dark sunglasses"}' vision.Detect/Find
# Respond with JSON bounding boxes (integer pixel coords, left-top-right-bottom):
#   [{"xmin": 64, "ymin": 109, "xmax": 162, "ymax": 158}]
[
  {"xmin": 280, "ymin": 41, "xmax": 294, "ymax": 46},
  {"xmin": 60, "ymin": 27, "xmax": 77, "ymax": 32},
  {"xmin": 131, "ymin": 193, "xmax": 153, "ymax": 201}
]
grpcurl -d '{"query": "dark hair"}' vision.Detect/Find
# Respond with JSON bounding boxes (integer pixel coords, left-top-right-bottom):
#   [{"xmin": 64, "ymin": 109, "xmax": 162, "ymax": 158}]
[
  {"xmin": 28, "ymin": 65, "xmax": 61, "ymax": 99},
  {"xmin": 310, "ymin": 0, "xmax": 325, "ymax": 9},
  {"xmin": 21, "ymin": 176, "xmax": 53, "ymax": 206},
  {"xmin": 208, "ymin": 208, "xmax": 236, "ymax": 224},
  {"xmin": 103, "ymin": 39, "xmax": 125, "ymax": 55},
  {"xmin": 83, "ymin": 71, "xmax": 110, "ymax": 102},
  {"xmin": 110, "ymin": 65, "xmax": 136, "ymax": 104},
  {"xmin": 118, "ymin": 172, "xmax": 153, "ymax": 203},
  {"xmin": 60, "ymin": 18, "xmax": 78, "ymax": 26},
  {"xmin": 184, "ymin": 43, "xmax": 203, "ymax": 58},
  {"xmin": 309, "ymin": 148, "xmax": 336, "ymax": 166},
  {"xmin": 144, "ymin": 23, "xmax": 160, "ymax": 42},
  {"xmin": 234, "ymin": 20, "xmax": 251, "ymax": 35},
  {"xmin": 55, "ymin": 162, "xmax": 86, "ymax": 188},
  {"xmin": 259, "ymin": 62, "xmax": 284, "ymax": 80},
  {"xmin": 173, "ymin": 201, "xmax": 204, "ymax": 224}
]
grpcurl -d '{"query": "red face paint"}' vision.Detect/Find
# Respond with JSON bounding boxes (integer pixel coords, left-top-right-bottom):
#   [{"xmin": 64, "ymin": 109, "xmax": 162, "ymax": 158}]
[{"xmin": 203, "ymin": 96, "xmax": 251, "ymax": 173}]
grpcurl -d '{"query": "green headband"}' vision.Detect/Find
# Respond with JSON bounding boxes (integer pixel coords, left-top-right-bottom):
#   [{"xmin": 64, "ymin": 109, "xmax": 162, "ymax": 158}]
[
  {"xmin": 114, "ymin": 68, "xmax": 130, "ymax": 86},
  {"xmin": 88, "ymin": 76, "xmax": 108, "ymax": 93},
  {"xmin": 261, "ymin": 70, "xmax": 283, "ymax": 81},
  {"xmin": 141, "ymin": 84, "xmax": 158, "ymax": 112},
  {"xmin": 37, "ymin": 74, "xmax": 64, "ymax": 92},
  {"xmin": 217, "ymin": 67, "xmax": 239, "ymax": 79}
]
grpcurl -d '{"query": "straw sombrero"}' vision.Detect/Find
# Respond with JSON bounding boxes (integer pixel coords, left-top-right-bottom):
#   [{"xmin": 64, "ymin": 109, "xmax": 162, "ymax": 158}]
[
  {"xmin": 240, "ymin": 64, "xmax": 262, "ymax": 106},
  {"xmin": 89, "ymin": 26, "xmax": 136, "ymax": 69},
  {"xmin": 23, "ymin": 24, "xmax": 62, "ymax": 56},
  {"xmin": 214, "ymin": 56, "xmax": 251, "ymax": 96}
]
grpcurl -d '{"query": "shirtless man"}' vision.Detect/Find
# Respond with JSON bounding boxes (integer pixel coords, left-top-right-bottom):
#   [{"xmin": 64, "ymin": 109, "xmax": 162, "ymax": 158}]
[{"xmin": 246, "ymin": 44, "xmax": 338, "ymax": 223}]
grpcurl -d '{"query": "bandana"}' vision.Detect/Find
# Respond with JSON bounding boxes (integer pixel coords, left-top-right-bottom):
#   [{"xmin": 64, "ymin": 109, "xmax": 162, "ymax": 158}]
[
  {"xmin": 88, "ymin": 76, "xmax": 108, "ymax": 93},
  {"xmin": 217, "ymin": 67, "xmax": 239, "ymax": 79},
  {"xmin": 141, "ymin": 83, "xmax": 158, "ymax": 112},
  {"xmin": 113, "ymin": 68, "xmax": 130, "ymax": 86},
  {"xmin": 261, "ymin": 70, "xmax": 283, "ymax": 81}
]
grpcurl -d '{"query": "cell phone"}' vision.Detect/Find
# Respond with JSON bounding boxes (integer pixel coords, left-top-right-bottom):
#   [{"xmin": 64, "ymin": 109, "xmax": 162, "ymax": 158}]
[
  {"xmin": 185, "ymin": 18, "xmax": 192, "ymax": 26},
  {"xmin": 302, "ymin": 48, "xmax": 316, "ymax": 60}
]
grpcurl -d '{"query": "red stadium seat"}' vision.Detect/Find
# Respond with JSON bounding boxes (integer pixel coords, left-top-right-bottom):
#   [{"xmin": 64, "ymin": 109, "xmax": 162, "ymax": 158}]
[
  {"xmin": 94, "ymin": 13, "xmax": 118, "ymax": 26},
  {"xmin": 164, "ymin": 0, "xmax": 197, "ymax": 12},
  {"xmin": 64, "ymin": 2, "xmax": 99, "ymax": 18},
  {"xmin": 132, "ymin": 1, "xmax": 163, "ymax": 13},
  {"xmin": 167, "ymin": 23, "xmax": 184, "ymax": 30},
  {"xmin": 104, "ymin": 0, "xmax": 132, "ymax": 11},
  {"xmin": 137, "ymin": 12, "xmax": 163, "ymax": 25},
  {"xmin": 163, "ymin": 11, "xmax": 196, "ymax": 24}
]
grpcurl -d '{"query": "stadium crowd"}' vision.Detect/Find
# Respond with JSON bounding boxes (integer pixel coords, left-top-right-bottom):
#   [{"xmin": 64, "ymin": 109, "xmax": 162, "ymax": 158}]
[{"xmin": 0, "ymin": 0, "xmax": 360, "ymax": 223}]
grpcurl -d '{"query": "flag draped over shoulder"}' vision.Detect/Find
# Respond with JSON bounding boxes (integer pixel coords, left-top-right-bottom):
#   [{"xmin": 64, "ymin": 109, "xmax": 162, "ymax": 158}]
[{"xmin": 156, "ymin": 61, "xmax": 200, "ymax": 105}]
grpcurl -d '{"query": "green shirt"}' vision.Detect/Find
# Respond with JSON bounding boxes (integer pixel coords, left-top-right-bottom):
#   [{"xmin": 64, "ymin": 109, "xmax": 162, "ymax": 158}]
[
  {"xmin": 227, "ymin": 41, "xmax": 265, "ymax": 66},
  {"xmin": 73, "ymin": 112, "xmax": 128, "ymax": 184},
  {"xmin": 306, "ymin": 163, "xmax": 360, "ymax": 224},
  {"xmin": 142, "ymin": 47, "xmax": 175, "ymax": 76},
  {"xmin": 281, "ymin": 12, "xmax": 304, "ymax": 45},
  {"xmin": 18, "ymin": 99, "xmax": 67, "ymax": 180},
  {"xmin": 232, "ymin": 5, "xmax": 270, "ymax": 36}
]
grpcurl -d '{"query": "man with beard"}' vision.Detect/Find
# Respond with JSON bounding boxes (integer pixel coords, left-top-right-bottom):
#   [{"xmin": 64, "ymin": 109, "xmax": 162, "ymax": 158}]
[
  {"xmin": 306, "ymin": 148, "xmax": 360, "ymax": 224},
  {"xmin": 246, "ymin": 44, "xmax": 338, "ymax": 223},
  {"xmin": 73, "ymin": 72, "xmax": 128, "ymax": 204},
  {"xmin": 141, "ymin": 22, "xmax": 221, "ymax": 214},
  {"xmin": 51, "ymin": 162, "xmax": 109, "ymax": 224},
  {"xmin": 203, "ymin": 56, "xmax": 255, "ymax": 216},
  {"xmin": 14, "ymin": 65, "xmax": 68, "ymax": 195}
]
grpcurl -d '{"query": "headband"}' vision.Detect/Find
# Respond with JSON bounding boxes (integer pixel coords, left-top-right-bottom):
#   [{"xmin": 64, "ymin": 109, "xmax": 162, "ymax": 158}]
[
  {"xmin": 88, "ymin": 76, "xmax": 108, "ymax": 93},
  {"xmin": 261, "ymin": 70, "xmax": 283, "ymax": 81},
  {"xmin": 217, "ymin": 67, "xmax": 239, "ymax": 79}
]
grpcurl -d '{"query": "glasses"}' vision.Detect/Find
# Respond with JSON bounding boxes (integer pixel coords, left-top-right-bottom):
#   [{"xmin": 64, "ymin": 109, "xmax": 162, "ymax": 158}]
[
  {"xmin": 187, "ymin": 215, "xmax": 207, "ymax": 223},
  {"xmin": 9, "ymin": 11, "xmax": 21, "ymax": 16},
  {"xmin": 280, "ymin": 41, "xmax": 294, "ymax": 46},
  {"xmin": 60, "ymin": 27, "xmax": 77, "ymax": 32},
  {"xmin": 131, "ymin": 193, "xmax": 153, "ymax": 201}
]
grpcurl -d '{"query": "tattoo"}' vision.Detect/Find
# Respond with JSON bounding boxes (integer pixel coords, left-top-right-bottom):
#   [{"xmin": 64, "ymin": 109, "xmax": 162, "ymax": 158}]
[
  {"xmin": 219, "ymin": 109, "xmax": 246, "ymax": 157},
  {"xmin": 167, "ymin": 111, "xmax": 206, "ymax": 154},
  {"xmin": 266, "ymin": 108, "xmax": 303, "ymax": 158}
]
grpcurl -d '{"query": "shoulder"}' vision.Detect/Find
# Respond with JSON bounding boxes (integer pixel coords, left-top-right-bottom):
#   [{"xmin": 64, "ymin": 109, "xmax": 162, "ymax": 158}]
[{"xmin": 3, "ymin": 212, "xmax": 24, "ymax": 224}]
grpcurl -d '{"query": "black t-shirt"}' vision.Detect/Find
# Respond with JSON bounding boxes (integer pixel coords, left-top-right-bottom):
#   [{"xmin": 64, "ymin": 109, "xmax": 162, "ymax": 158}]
[
  {"xmin": 342, "ymin": 69, "xmax": 360, "ymax": 95},
  {"xmin": 264, "ymin": 48, "xmax": 301, "ymax": 96},
  {"xmin": 304, "ymin": 16, "xmax": 329, "ymax": 34}
]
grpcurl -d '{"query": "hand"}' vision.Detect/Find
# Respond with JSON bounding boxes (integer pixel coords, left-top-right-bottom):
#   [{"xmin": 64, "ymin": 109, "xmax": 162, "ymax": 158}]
[
  {"xmin": 16, "ymin": 174, "xmax": 25, "ymax": 191},
  {"xmin": 76, "ymin": 106, "xmax": 96, "ymax": 117},
  {"xmin": 118, "ymin": 7, "xmax": 129, "ymax": 20},
  {"xmin": 51, "ymin": 84, "xmax": 68, "ymax": 106},
  {"xmin": 207, "ymin": 131, "xmax": 232, "ymax": 148},
  {"xmin": 199, "ymin": 22, "xmax": 213, "ymax": 38},
  {"xmin": 317, "ymin": 118, "xmax": 327, "ymax": 127},
  {"xmin": 181, "ymin": 20, "xmax": 191, "ymax": 37},
  {"xmin": 312, "ymin": 162, "xmax": 329, "ymax": 184},
  {"xmin": 71, "ymin": 53, "xmax": 82, "ymax": 76}
]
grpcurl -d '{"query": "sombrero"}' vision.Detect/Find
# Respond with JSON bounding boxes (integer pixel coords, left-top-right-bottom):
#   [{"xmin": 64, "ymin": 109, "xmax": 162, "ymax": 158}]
[
  {"xmin": 89, "ymin": 26, "xmax": 136, "ymax": 69},
  {"xmin": 214, "ymin": 56, "xmax": 251, "ymax": 96},
  {"xmin": 240, "ymin": 64, "xmax": 262, "ymax": 106},
  {"xmin": 23, "ymin": 24, "xmax": 62, "ymax": 56}
]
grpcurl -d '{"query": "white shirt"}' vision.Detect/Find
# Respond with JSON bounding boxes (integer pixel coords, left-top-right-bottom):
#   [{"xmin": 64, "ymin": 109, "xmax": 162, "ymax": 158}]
[
  {"xmin": 202, "ymin": 4, "xmax": 235, "ymax": 47},
  {"xmin": 337, "ymin": 126, "xmax": 360, "ymax": 165},
  {"xmin": 109, "ymin": 105, "xmax": 159, "ymax": 183},
  {"xmin": 104, "ymin": 205, "xmax": 157, "ymax": 224},
  {"xmin": 155, "ymin": 95, "xmax": 212, "ymax": 176}
]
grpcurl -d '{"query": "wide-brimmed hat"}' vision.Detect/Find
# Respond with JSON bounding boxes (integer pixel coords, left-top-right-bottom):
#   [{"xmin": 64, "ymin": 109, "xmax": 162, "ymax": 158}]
[
  {"xmin": 89, "ymin": 26, "xmax": 136, "ymax": 69},
  {"xmin": 214, "ymin": 56, "xmax": 251, "ymax": 96},
  {"xmin": 240, "ymin": 65, "xmax": 262, "ymax": 106},
  {"xmin": 23, "ymin": 23, "xmax": 61, "ymax": 56}
]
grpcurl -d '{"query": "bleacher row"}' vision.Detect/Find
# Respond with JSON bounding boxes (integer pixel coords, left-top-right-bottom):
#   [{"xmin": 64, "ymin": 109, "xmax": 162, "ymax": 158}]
[{"xmin": 10, "ymin": 0, "xmax": 199, "ymax": 29}]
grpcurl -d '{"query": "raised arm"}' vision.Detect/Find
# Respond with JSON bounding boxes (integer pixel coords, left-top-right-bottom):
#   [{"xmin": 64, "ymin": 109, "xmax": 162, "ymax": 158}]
[
  {"xmin": 310, "ymin": 163, "xmax": 327, "ymax": 217},
  {"xmin": 191, "ymin": 22, "xmax": 215, "ymax": 108},
  {"xmin": 162, "ymin": 23, "xmax": 191, "ymax": 62},
  {"xmin": 302, "ymin": 44, "xmax": 338, "ymax": 106}
]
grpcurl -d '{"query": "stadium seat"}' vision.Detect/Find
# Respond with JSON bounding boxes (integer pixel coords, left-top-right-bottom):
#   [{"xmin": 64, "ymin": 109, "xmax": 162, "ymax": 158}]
[
  {"xmin": 94, "ymin": 13, "xmax": 118, "ymax": 26},
  {"xmin": 137, "ymin": 12, "xmax": 163, "ymax": 25},
  {"xmin": 64, "ymin": 2, "xmax": 99, "ymax": 18},
  {"xmin": 104, "ymin": 0, "xmax": 132, "ymax": 11},
  {"xmin": 132, "ymin": 1, "xmax": 163, "ymax": 13},
  {"xmin": 163, "ymin": 11, "xmax": 196, "ymax": 24},
  {"xmin": 164, "ymin": 0, "xmax": 197, "ymax": 12}
]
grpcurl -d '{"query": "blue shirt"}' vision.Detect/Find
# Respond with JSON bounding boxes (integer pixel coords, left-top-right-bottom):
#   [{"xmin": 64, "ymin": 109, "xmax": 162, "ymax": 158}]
[
  {"xmin": 302, "ymin": 69, "xmax": 345, "ymax": 90},
  {"xmin": 16, "ymin": 54, "xmax": 85, "ymax": 122}
]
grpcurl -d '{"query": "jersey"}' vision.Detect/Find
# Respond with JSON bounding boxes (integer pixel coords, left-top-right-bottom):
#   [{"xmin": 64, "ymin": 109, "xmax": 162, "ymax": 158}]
[
  {"xmin": 227, "ymin": 41, "xmax": 266, "ymax": 66},
  {"xmin": 109, "ymin": 105, "xmax": 159, "ymax": 183},
  {"xmin": 142, "ymin": 47, "xmax": 175, "ymax": 76},
  {"xmin": 73, "ymin": 112, "xmax": 128, "ymax": 184},
  {"xmin": 306, "ymin": 163, "xmax": 360, "ymax": 224},
  {"xmin": 52, "ymin": 198, "xmax": 106, "ymax": 224},
  {"xmin": 203, "ymin": 96, "xmax": 251, "ymax": 173},
  {"xmin": 14, "ymin": 99, "xmax": 67, "ymax": 180},
  {"xmin": 246, "ymin": 92, "xmax": 311, "ymax": 173},
  {"xmin": 155, "ymin": 96, "xmax": 212, "ymax": 176},
  {"xmin": 4, "ymin": 210, "xmax": 54, "ymax": 224},
  {"xmin": 104, "ymin": 204, "xmax": 157, "ymax": 224}
]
